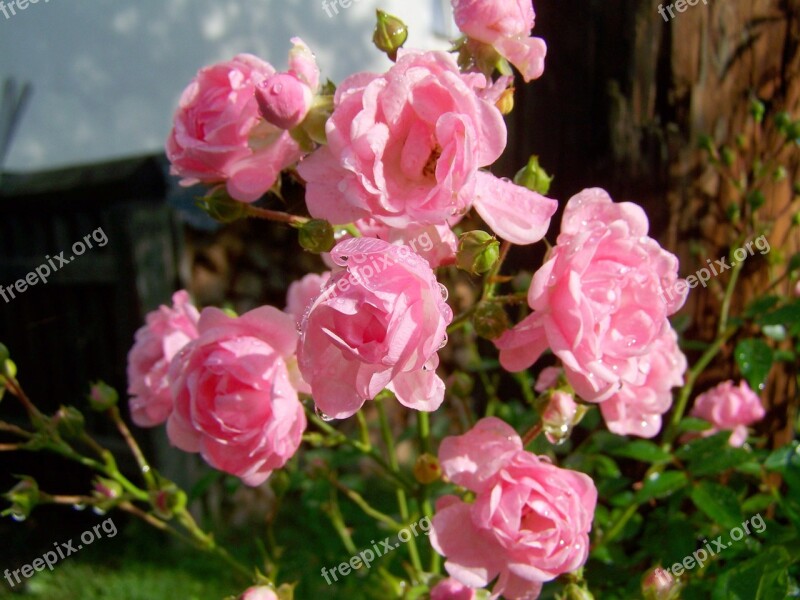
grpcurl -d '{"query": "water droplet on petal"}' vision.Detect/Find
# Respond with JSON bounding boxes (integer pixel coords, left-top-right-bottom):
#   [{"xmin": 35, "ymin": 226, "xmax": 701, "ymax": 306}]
[
  {"xmin": 340, "ymin": 255, "xmax": 349, "ymax": 261},
  {"xmin": 438, "ymin": 283, "xmax": 449, "ymax": 301},
  {"xmin": 271, "ymin": 82, "xmax": 283, "ymax": 93},
  {"xmin": 315, "ymin": 406, "xmax": 335, "ymax": 422},
  {"xmin": 141, "ymin": 465, "xmax": 151, "ymax": 474},
  {"xmin": 439, "ymin": 333, "xmax": 449, "ymax": 349}
]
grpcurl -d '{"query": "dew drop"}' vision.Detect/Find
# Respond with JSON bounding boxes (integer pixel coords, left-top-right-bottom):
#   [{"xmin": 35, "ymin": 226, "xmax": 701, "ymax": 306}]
[
  {"xmin": 438, "ymin": 333, "xmax": 449, "ymax": 349},
  {"xmin": 92, "ymin": 507, "xmax": 107, "ymax": 516},
  {"xmin": 73, "ymin": 503, "xmax": 86, "ymax": 511},
  {"xmin": 315, "ymin": 406, "xmax": 335, "ymax": 422},
  {"xmin": 438, "ymin": 283, "xmax": 449, "ymax": 301},
  {"xmin": 340, "ymin": 255, "xmax": 349, "ymax": 261},
  {"xmin": 271, "ymin": 82, "xmax": 283, "ymax": 94},
  {"xmin": 11, "ymin": 512, "xmax": 26, "ymax": 522},
  {"xmin": 141, "ymin": 465, "xmax": 151, "ymax": 475}
]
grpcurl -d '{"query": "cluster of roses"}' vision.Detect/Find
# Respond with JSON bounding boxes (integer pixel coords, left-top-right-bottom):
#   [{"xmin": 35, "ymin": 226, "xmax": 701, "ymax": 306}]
[{"xmin": 128, "ymin": 1, "xmax": 767, "ymax": 597}]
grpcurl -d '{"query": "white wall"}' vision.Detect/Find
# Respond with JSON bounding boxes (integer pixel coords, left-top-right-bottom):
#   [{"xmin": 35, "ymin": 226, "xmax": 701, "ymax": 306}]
[{"xmin": 0, "ymin": 0, "xmax": 455, "ymax": 172}]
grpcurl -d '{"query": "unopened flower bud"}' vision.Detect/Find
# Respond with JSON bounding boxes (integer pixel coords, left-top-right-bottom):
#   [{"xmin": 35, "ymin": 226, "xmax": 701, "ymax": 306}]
[
  {"xmin": 257, "ymin": 73, "xmax": 314, "ymax": 130},
  {"xmin": 456, "ymin": 231, "xmax": 500, "ymax": 275},
  {"xmin": 413, "ymin": 453, "xmax": 442, "ymax": 484},
  {"xmin": 240, "ymin": 586, "xmax": 278, "ymax": 600},
  {"xmin": 150, "ymin": 482, "xmax": 187, "ymax": 520},
  {"xmin": 88, "ymin": 381, "xmax": 118, "ymax": 412},
  {"xmin": 473, "ymin": 301, "xmax": 510, "ymax": 340},
  {"xmin": 200, "ymin": 187, "xmax": 248, "ymax": 223},
  {"xmin": 298, "ymin": 219, "xmax": 335, "ymax": 253},
  {"xmin": 495, "ymin": 87, "xmax": 515, "ymax": 115},
  {"xmin": 541, "ymin": 391, "xmax": 577, "ymax": 444},
  {"xmin": 514, "ymin": 155, "xmax": 554, "ymax": 195},
  {"xmin": 373, "ymin": 10, "xmax": 408, "ymax": 61},
  {"xmin": 642, "ymin": 567, "xmax": 681, "ymax": 600},
  {"xmin": 53, "ymin": 406, "xmax": 85, "ymax": 440},
  {"xmin": 93, "ymin": 477, "xmax": 124, "ymax": 500},
  {"xmin": 2, "ymin": 476, "xmax": 39, "ymax": 521}
]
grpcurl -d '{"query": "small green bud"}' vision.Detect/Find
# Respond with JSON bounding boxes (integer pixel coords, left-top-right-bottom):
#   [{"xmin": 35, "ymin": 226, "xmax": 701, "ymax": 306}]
[
  {"xmin": 298, "ymin": 219, "xmax": 335, "ymax": 253},
  {"xmin": 514, "ymin": 155, "xmax": 554, "ymax": 195},
  {"xmin": 748, "ymin": 97, "xmax": 765, "ymax": 123},
  {"xmin": 53, "ymin": 406, "xmax": 85, "ymax": 440},
  {"xmin": 88, "ymin": 381, "xmax": 119, "ymax": 412},
  {"xmin": 3, "ymin": 476, "xmax": 39, "ymax": 521},
  {"xmin": 199, "ymin": 188, "xmax": 248, "ymax": 223},
  {"xmin": 373, "ymin": 10, "xmax": 408, "ymax": 61},
  {"xmin": 413, "ymin": 453, "xmax": 442, "ymax": 484},
  {"xmin": 641, "ymin": 567, "xmax": 681, "ymax": 600},
  {"xmin": 456, "ymin": 231, "xmax": 500, "ymax": 275},
  {"xmin": 473, "ymin": 301, "xmax": 510, "ymax": 340},
  {"xmin": 563, "ymin": 583, "xmax": 595, "ymax": 600},
  {"xmin": 726, "ymin": 203, "xmax": 741, "ymax": 224},
  {"xmin": 721, "ymin": 145, "xmax": 735, "ymax": 167},
  {"xmin": 747, "ymin": 190, "xmax": 766, "ymax": 211},
  {"xmin": 2, "ymin": 358, "xmax": 17, "ymax": 379}
]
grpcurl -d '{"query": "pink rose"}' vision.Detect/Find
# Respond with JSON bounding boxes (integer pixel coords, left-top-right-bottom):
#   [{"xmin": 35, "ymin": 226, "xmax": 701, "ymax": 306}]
[
  {"xmin": 431, "ymin": 578, "xmax": 477, "ymax": 600},
  {"xmin": 431, "ymin": 418, "xmax": 597, "ymax": 600},
  {"xmin": 452, "ymin": 0, "xmax": 547, "ymax": 82},
  {"xmin": 689, "ymin": 380, "xmax": 765, "ymax": 447},
  {"xmin": 285, "ymin": 272, "xmax": 330, "ymax": 326},
  {"xmin": 354, "ymin": 219, "xmax": 459, "ymax": 268},
  {"xmin": 298, "ymin": 50, "xmax": 557, "ymax": 245},
  {"xmin": 240, "ymin": 586, "xmax": 278, "ymax": 600},
  {"xmin": 166, "ymin": 54, "xmax": 303, "ymax": 203},
  {"xmin": 127, "ymin": 291, "xmax": 199, "ymax": 428},
  {"xmin": 496, "ymin": 188, "xmax": 686, "ymax": 403},
  {"xmin": 600, "ymin": 328, "xmax": 686, "ymax": 438},
  {"xmin": 298, "ymin": 237, "xmax": 452, "ymax": 419},
  {"xmin": 256, "ymin": 38, "xmax": 320, "ymax": 130},
  {"xmin": 167, "ymin": 306, "xmax": 306, "ymax": 486}
]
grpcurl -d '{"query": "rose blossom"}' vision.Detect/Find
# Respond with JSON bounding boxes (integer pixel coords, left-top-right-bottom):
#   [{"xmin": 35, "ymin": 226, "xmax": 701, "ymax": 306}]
[
  {"xmin": 600, "ymin": 328, "xmax": 686, "ymax": 438},
  {"xmin": 496, "ymin": 188, "xmax": 687, "ymax": 403},
  {"xmin": 127, "ymin": 290, "xmax": 199, "ymax": 428},
  {"xmin": 689, "ymin": 380, "xmax": 765, "ymax": 447},
  {"xmin": 431, "ymin": 578, "xmax": 477, "ymax": 600},
  {"xmin": 430, "ymin": 418, "xmax": 597, "ymax": 599},
  {"xmin": 167, "ymin": 306, "xmax": 306, "ymax": 486},
  {"xmin": 452, "ymin": 0, "xmax": 548, "ymax": 82},
  {"xmin": 256, "ymin": 38, "xmax": 320, "ymax": 130},
  {"xmin": 166, "ymin": 53, "xmax": 303, "ymax": 203},
  {"xmin": 354, "ymin": 218, "xmax": 459, "ymax": 268},
  {"xmin": 298, "ymin": 237, "xmax": 452, "ymax": 419},
  {"xmin": 298, "ymin": 50, "xmax": 557, "ymax": 245},
  {"xmin": 285, "ymin": 272, "xmax": 330, "ymax": 326}
]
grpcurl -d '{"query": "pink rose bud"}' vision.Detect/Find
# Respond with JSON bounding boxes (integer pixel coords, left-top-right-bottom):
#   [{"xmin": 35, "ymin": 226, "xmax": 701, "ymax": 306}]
[
  {"xmin": 689, "ymin": 380, "xmax": 765, "ymax": 447},
  {"xmin": 534, "ymin": 366, "xmax": 562, "ymax": 393},
  {"xmin": 240, "ymin": 586, "xmax": 278, "ymax": 600},
  {"xmin": 430, "ymin": 418, "xmax": 597, "ymax": 599},
  {"xmin": 127, "ymin": 291, "xmax": 200, "ymax": 428},
  {"xmin": 542, "ymin": 391, "xmax": 577, "ymax": 443},
  {"xmin": 430, "ymin": 578, "xmax": 476, "ymax": 600},
  {"xmin": 257, "ymin": 73, "xmax": 314, "ymax": 130},
  {"xmin": 642, "ymin": 567, "xmax": 681, "ymax": 600}
]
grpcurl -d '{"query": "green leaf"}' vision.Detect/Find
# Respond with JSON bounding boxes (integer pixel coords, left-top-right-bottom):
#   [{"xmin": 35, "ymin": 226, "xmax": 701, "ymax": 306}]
[
  {"xmin": 634, "ymin": 471, "xmax": 688, "ymax": 504},
  {"xmin": 744, "ymin": 295, "xmax": 780, "ymax": 319},
  {"xmin": 677, "ymin": 417, "xmax": 714, "ymax": 433},
  {"xmin": 760, "ymin": 300, "xmax": 800, "ymax": 328},
  {"xmin": 675, "ymin": 432, "xmax": 752, "ymax": 477},
  {"xmin": 608, "ymin": 440, "xmax": 671, "ymax": 463},
  {"xmin": 734, "ymin": 338, "xmax": 773, "ymax": 391},
  {"xmin": 712, "ymin": 546, "xmax": 791, "ymax": 600},
  {"xmin": 741, "ymin": 493, "xmax": 776, "ymax": 514},
  {"xmin": 690, "ymin": 481, "xmax": 743, "ymax": 529}
]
